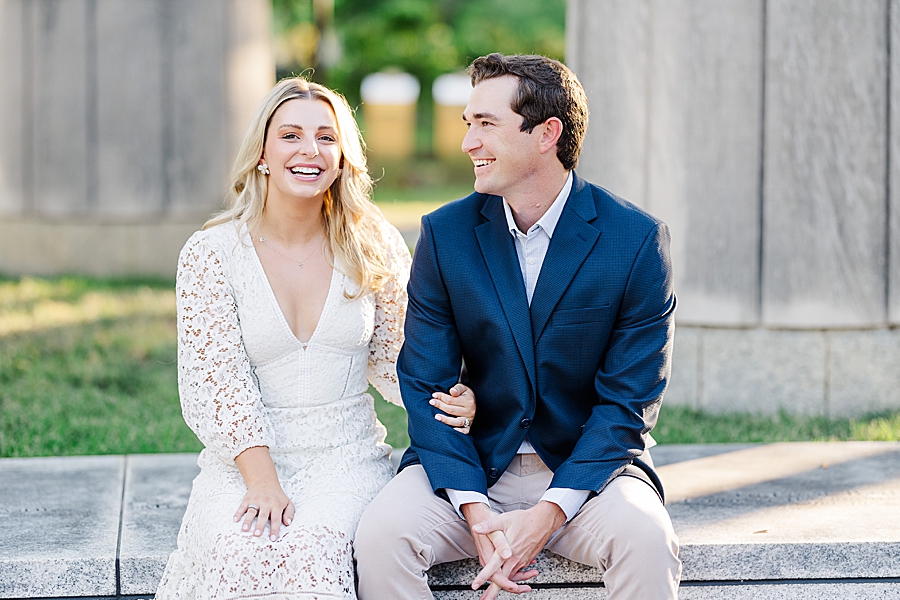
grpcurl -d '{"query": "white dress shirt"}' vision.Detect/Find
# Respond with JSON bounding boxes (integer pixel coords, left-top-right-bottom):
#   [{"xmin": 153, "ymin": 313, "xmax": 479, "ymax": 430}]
[{"xmin": 446, "ymin": 172, "xmax": 591, "ymax": 521}]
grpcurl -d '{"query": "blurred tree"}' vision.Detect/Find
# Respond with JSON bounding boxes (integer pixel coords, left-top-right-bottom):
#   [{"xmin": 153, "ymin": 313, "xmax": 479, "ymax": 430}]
[{"xmin": 271, "ymin": 0, "xmax": 566, "ymax": 104}]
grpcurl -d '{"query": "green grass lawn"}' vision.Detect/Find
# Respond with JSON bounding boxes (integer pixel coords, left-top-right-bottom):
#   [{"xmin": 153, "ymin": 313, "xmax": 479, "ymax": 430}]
[{"xmin": 1, "ymin": 275, "xmax": 897, "ymax": 458}]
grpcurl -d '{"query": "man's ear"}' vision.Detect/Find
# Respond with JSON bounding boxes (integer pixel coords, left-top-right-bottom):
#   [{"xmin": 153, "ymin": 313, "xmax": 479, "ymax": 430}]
[{"xmin": 538, "ymin": 117, "xmax": 563, "ymax": 155}]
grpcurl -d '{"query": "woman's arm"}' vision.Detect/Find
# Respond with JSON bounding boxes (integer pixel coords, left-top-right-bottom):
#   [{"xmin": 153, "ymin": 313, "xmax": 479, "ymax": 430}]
[
  {"xmin": 233, "ymin": 446, "xmax": 295, "ymax": 541},
  {"xmin": 176, "ymin": 232, "xmax": 291, "ymax": 536}
]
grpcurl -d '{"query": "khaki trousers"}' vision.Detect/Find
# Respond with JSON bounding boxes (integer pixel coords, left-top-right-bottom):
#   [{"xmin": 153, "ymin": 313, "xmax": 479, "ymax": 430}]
[{"xmin": 354, "ymin": 454, "xmax": 681, "ymax": 599}]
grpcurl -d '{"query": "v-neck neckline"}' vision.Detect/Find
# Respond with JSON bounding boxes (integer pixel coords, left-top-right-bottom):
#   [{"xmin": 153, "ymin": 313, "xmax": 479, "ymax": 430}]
[{"xmin": 247, "ymin": 232, "xmax": 338, "ymax": 346}]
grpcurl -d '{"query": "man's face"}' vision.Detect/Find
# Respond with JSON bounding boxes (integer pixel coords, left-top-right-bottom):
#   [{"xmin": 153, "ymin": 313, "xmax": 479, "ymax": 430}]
[{"xmin": 461, "ymin": 76, "xmax": 542, "ymax": 199}]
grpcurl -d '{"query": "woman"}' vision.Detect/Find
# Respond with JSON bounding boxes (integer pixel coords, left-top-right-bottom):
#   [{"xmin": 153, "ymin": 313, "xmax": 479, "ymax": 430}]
[{"xmin": 155, "ymin": 78, "xmax": 475, "ymax": 599}]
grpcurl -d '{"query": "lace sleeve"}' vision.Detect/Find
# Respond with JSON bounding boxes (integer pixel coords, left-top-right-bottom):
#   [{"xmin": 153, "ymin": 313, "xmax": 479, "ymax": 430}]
[
  {"xmin": 367, "ymin": 222, "xmax": 412, "ymax": 407},
  {"xmin": 176, "ymin": 232, "xmax": 272, "ymax": 461}
]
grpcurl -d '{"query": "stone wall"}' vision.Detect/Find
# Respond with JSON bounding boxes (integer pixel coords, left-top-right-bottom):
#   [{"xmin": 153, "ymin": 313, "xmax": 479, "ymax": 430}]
[
  {"xmin": 567, "ymin": 0, "xmax": 898, "ymax": 416},
  {"xmin": 0, "ymin": 0, "xmax": 274, "ymax": 276}
]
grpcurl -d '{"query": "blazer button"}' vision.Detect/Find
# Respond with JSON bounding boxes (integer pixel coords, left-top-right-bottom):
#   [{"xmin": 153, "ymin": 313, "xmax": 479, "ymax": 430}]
[
  {"xmin": 488, "ymin": 468, "xmax": 500, "ymax": 479},
  {"xmin": 520, "ymin": 418, "xmax": 532, "ymax": 429}
]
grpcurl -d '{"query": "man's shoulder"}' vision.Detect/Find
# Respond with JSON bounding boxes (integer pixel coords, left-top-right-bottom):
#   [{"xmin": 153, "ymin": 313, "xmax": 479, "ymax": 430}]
[
  {"xmin": 577, "ymin": 174, "xmax": 666, "ymax": 232},
  {"xmin": 422, "ymin": 190, "xmax": 496, "ymax": 228}
]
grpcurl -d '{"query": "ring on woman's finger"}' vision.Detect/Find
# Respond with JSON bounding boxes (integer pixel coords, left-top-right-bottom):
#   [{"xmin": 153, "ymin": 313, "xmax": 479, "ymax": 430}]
[
  {"xmin": 247, "ymin": 504, "xmax": 260, "ymax": 512},
  {"xmin": 463, "ymin": 417, "xmax": 471, "ymax": 428}
]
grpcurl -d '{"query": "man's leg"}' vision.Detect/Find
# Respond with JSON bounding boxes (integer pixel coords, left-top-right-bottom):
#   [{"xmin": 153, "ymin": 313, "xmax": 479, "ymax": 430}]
[
  {"xmin": 547, "ymin": 475, "xmax": 681, "ymax": 600},
  {"xmin": 354, "ymin": 465, "xmax": 477, "ymax": 600}
]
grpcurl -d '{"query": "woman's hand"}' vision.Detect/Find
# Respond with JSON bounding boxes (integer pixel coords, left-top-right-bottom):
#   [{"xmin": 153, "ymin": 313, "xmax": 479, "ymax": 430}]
[
  {"xmin": 233, "ymin": 446, "xmax": 295, "ymax": 541},
  {"xmin": 430, "ymin": 383, "xmax": 477, "ymax": 434}
]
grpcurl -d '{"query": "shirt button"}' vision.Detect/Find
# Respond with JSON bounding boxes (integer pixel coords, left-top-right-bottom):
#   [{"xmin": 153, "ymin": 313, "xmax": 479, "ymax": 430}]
[
  {"xmin": 488, "ymin": 468, "xmax": 500, "ymax": 479},
  {"xmin": 527, "ymin": 258, "xmax": 536, "ymax": 265},
  {"xmin": 520, "ymin": 418, "xmax": 532, "ymax": 429}
]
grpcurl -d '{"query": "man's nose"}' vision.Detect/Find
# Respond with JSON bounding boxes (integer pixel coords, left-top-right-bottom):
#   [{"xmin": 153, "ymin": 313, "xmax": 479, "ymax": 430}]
[{"xmin": 461, "ymin": 127, "xmax": 478, "ymax": 154}]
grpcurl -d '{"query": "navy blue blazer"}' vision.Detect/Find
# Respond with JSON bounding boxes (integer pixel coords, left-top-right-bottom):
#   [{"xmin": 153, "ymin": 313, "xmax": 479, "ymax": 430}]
[{"xmin": 397, "ymin": 172, "xmax": 675, "ymax": 502}]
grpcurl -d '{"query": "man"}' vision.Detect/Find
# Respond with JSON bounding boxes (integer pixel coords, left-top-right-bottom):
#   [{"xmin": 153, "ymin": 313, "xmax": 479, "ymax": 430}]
[{"xmin": 355, "ymin": 53, "xmax": 681, "ymax": 600}]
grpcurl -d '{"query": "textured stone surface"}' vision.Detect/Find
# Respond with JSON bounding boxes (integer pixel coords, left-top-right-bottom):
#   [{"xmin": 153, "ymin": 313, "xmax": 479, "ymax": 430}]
[
  {"xmin": 666, "ymin": 325, "xmax": 700, "ymax": 408},
  {"xmin": 31, "ymin": 0, "xmax": 91, "ymax": 216},
  {"xmin": 429, "ymin": 552, "xmax": 602, "ymax": 587},
  {"xmin": 0, "ymin": 455, "xmax": 124, "ymax": 598},
  {"xmin": 436, "ymin": 584, "xmax": 900, "ymax": 600},
  {"xmin": 680, "ymin": 583, "xmax": 900, "ymax": 599},
  {"xmin": 95, "ymin": 0, "xmax": 166, "ymax": 217},
  {"xmin": 0, "ymin": 0, "xmax": 272, "ymax": 277},
  {"xmin": 168, "ymin": 0, "xmax": 229, "ymax": 217},
  {"xmin": 661, "ymin": 442, "xmax": 900, "ymax": 579},
  {"xmin": 3, "ymin": 444, "xmax": 900, "ymax": 596},
  {"xmin": 891, "ymin": 0, "xmax": 900, "ymax": 325},
  {"xmin": 119, "ymin": 454, "xmax": 201, "ymax": 595},
  {"xmin": 828, "ymin": 329, "xmax": 900, "ymax": 417},
  {"xmin": 435, "ymin": 589, "xmax": 607, "ymax": 600},
  {"xmin": 0, "ymin": 0, "xmax": 25, "ymax": 215},
  {"xmin": 699, "ymin": 328, "xmax": 826, "ymax": 414},
  {"xmin": 566, "ymin": 0, "xmax": 649, "ymax": 205},
  {"xmin": 647, "ymin": 0, "xmax": 763, "ymax": 327},
  {"xmin": 762, "ymin": 0, "xmax": 888, "ymax": 327},
  {"xmin": 0, "ymin": 218, "xmax": 201, "ymax": 276}
]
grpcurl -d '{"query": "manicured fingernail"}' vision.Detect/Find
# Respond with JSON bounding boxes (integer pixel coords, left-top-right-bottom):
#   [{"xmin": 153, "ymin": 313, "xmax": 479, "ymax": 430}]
[
  {"xmin": 242, "ymin": 524, "xmax": 249, "ymax": 531},
  {"xmin": 285, "ymin": 518, "xmax": 292, "ymax": 525},
  {"xmin": 429, "ymin": 399, "xmax": 436, "ymax": 405},
  {"xmin": 434, "ymin": 414, "xmax": 442, "ymax": 420},
  {"xmin": 270, "ymin": 534, "xmax": 277, "ymax": 541},
  {"xmin": 501, "ymin": 549, "xmax": 512, "ymax": 558},
  {"xmin": 255, "ymin": 529, "xmax": 261, "ymax": 536}
]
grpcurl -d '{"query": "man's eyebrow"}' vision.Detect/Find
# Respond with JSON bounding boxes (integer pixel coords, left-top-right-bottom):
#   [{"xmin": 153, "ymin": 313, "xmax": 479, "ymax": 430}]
[{"xmin": 462, "ymin": 112, "xmax": 501, "ymax": 122}]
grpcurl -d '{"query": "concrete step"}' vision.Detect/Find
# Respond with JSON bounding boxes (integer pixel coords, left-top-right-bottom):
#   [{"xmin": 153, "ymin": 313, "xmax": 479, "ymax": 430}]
[{"xmin": 1, "ymin": 442, "xmax": 899, "ymax": 599}]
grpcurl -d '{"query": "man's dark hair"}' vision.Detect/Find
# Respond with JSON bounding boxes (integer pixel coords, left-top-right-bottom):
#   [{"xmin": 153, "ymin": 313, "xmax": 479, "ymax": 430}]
[{"xmin": 467, "ymin": 53, "xmax": 589, "ymax": 170}]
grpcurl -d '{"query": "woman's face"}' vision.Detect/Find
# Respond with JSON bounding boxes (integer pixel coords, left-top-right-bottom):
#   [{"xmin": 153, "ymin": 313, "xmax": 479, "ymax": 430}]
[{"xmin": 261, "ymin": 98, "xmax": 342, "ymax": 210}]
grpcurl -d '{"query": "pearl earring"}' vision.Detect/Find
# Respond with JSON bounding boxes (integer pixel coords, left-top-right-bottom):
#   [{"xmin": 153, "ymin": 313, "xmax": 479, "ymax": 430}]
[{"xmin": 257, "ymin": 163, "xmax": 270, "ymax": 175}]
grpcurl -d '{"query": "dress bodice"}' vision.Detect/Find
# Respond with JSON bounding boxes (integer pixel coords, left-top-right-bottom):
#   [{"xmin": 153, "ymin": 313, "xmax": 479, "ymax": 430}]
[{"xmin": 174, "ymin": 220, "xmax": 410, "ymax": 469}]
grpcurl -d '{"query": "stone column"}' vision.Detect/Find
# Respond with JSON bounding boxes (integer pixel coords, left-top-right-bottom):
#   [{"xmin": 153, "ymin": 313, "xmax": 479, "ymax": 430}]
[
  {"xmin": 568, "ymin": 0, "xmax": 897, "ymax": 417},
  {"xmin": 0, "ymin": 0, "xmax": 274, "ymax": 276}
]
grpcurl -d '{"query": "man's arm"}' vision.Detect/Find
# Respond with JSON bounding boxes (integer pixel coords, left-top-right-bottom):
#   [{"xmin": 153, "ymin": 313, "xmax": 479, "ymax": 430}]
[{"xmin": 551, "ymin": 221, "xmax": 675, "ymax": 493}]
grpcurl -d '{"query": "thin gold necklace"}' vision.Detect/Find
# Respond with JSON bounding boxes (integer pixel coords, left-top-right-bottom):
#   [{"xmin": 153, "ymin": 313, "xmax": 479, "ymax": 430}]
[{"xmin": 257, "ymin": 228, "xmax": 322, "ymax": 268}]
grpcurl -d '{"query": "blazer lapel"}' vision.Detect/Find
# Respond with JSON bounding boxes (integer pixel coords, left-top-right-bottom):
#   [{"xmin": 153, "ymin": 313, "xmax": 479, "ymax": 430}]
[
  {"xmin": 475, "ymin": 196, "xmax": 537, "ymax": 391},
  {"xmin": 531, "ymin": 174, "xmax": 601, "ymax": 343}
]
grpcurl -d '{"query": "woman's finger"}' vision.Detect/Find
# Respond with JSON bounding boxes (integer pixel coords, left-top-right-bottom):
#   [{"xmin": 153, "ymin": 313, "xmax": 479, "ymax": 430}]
[
  {"xmin": 431, "ymin": 393, "xmax": 473, "ymax": 418},
  {"xmin": 254, "ymin": 507, "xmax": 271, "ymax": 537},
  {"xmin": 283, "ymin": 500, "xmax": 295, "ymax": 526},
  {"xmin": 269, "ymin": 508, "xmax": 282, "ymax": 541},
  {"xmin": 241, "ymin": 505, "xmax": 259, "ymax": 533}
]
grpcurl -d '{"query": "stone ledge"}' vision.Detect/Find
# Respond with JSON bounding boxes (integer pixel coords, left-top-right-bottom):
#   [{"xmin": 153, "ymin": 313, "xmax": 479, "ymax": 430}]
[{"xmin": 2, "ymin": 442, "xmax": 899, "ymax": 599}]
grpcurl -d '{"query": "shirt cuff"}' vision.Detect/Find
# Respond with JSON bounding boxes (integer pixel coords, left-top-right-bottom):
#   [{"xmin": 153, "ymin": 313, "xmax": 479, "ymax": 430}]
[
  {"xmin": 445, "ymin": 489, "xmax": 490, "ymax": 518},
  {"xmin": 541, "ymin": 488, "xmax": 591, "ymax": 522}
]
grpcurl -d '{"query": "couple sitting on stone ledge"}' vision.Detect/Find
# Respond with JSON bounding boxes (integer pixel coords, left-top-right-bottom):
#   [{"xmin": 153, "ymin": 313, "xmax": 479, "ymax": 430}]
[{"xmin": 155, "ymin": 52, "xmax": 680, "ymax": 600}]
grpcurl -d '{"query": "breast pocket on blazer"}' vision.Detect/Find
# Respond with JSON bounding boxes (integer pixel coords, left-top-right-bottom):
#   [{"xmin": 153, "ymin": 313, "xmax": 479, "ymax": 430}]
[{"xmin": 551, "ymin": 306, "xmax": 611, "ymax": 326}]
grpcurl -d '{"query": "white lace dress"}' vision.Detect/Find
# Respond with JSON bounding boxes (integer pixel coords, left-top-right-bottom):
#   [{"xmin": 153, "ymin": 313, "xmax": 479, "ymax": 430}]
[{"xmin": 155, "ymin": 219, "xmax": 410, "ymax": 600}]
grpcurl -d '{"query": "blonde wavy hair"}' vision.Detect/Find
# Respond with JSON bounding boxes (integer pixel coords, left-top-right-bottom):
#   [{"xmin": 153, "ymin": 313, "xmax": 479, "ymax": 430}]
[{"xmin": 205, "ymin": 77, "xmax": 392, "ymax": 299}]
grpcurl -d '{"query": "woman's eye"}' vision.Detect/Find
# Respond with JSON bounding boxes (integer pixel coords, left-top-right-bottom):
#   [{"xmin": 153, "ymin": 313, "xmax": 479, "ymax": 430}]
[
  {"xmin": 319, "ymin": 135, "xmax": 336, "ymax": 142},
  {"xmin": 282, "ymin": 133, "xmax": 299, "ymax": 140}
]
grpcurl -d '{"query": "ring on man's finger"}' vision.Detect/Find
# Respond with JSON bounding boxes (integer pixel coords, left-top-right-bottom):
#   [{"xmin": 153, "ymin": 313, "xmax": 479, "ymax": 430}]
[
  {"xmin": 247, "ymin": 504, "xmax": 260, "ymax": 512},
  {"xmin": 463, "ymin": 417, "xmax": 471, "ymax": 428}
]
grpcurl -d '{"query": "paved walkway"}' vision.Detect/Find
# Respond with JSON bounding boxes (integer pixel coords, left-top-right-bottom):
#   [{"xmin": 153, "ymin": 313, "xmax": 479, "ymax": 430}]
[{"xmin": 2, "ymin": 442, "xmax": 899, "ymax": 599}]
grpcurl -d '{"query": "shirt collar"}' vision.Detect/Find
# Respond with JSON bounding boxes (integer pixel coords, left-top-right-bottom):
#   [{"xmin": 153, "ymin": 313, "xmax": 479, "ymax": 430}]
[{"xmin": 502, "ymin": 171, "xmax": 573, "ymax": 238}]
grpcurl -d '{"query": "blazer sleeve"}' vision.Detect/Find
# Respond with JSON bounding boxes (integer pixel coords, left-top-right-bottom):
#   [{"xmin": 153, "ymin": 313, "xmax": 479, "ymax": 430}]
[
  {"xmin": 550, "ymin": 221, "xmax": 675, "ymax": 494},
  {"xmin": 398, "ymin": 216, "xmax": 488, "ymax": 495}
]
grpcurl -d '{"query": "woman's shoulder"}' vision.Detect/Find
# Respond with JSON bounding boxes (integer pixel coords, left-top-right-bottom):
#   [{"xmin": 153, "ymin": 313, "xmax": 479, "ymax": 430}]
[{"xmin": 178, "ymin": 222, "xmax": 248, "ymax": 269}]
